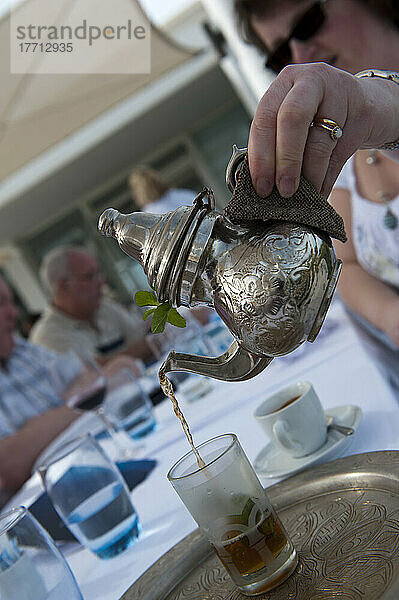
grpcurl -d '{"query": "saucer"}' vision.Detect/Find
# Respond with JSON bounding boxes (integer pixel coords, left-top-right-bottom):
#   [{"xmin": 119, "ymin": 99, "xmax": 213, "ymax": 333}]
[{"xmin": 253, "ymin": 404, "xmax": 362, "ymax": 479}]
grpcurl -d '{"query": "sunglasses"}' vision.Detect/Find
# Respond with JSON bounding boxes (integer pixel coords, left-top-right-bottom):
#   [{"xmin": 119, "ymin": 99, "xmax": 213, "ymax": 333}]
[{"xmin": 265, "ymin": 0, "xmax": 327, "ymax": 73}]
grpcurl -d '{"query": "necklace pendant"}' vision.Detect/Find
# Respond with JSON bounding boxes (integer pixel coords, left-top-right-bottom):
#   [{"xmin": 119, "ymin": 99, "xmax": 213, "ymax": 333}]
[
  {"xmin": 383, "ymin": 208, "xmax": 398, "ymax": 230},
  {"xmin": 366, "ymin": 150, "xmax": 377, "ymax": 165}
]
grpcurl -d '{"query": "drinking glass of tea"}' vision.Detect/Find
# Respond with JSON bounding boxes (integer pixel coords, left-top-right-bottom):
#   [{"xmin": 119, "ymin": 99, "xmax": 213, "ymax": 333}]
[{"xmin": 168, "ymin": 433, "xmax": 298, "ymax": 596}]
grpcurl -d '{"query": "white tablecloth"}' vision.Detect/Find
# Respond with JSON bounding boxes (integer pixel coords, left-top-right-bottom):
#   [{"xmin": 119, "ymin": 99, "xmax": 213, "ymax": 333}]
[{"xmin": 8, "ymin": 300, "xmax": 399, "ymax": 600}]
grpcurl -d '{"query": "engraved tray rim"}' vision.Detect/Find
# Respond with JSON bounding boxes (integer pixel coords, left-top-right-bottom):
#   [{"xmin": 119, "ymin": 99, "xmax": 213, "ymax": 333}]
[{"xmin": 121, "ymin": 450, "xmax": 399, "ymax": 600}]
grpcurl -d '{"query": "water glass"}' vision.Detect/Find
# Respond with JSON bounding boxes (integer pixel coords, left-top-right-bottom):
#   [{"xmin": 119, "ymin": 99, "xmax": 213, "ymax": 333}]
[
  {"xmin": 104, "ymin": 369, "xmax": 156, "ymax": 439},
  {"xmin": 0, "ymin": 506, "xmax": 82, "ymax": 600},
  {"xmin": 168, "ymin": 433, "xmax": 298, "ymax": 596},
  {"xmin": 39, "ymin": 434, "xmax": 140, "ymax": 559},
  {"xmin": 49, "ymin": 349, "xmax": 107, "ymax": 411}
]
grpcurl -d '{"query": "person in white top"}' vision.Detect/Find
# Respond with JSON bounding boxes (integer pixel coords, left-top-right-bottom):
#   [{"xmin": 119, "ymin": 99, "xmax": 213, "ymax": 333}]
[
  {"xmin": 30, "ymin": 246, "xmax": 153, "ymax": 366},
  {"xmin": 234, "ymin": 0, "xmax": 399, "ymax": 351},
  {"xmin": 128, "ymin": 165, "xmax": 197, "ymax": 214}
]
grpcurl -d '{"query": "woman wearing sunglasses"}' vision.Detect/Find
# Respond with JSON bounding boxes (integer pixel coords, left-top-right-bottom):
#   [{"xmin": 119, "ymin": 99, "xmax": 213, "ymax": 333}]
[{"xmin": 234, "ymin": 0, "xmax": 399, "ymax": 359}]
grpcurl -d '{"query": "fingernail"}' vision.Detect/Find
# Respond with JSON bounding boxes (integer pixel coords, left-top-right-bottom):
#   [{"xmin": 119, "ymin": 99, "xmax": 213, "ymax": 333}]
[
  {"xmin": 255, "ymin": 177, "xmax": 273, "ymax": 197},
  {"xmin": 278, "ymin": 176, "xmax": 297, "ymax": 198}
]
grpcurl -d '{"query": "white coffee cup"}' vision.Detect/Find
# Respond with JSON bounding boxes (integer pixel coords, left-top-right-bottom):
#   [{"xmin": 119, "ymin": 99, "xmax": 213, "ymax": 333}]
[{"xmin": 254, "ymin": 381, "xmax": 327, "ymax": 458}]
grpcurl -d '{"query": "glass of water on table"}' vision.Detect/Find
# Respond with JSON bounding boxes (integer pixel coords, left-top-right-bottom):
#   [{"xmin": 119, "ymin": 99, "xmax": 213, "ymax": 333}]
[
  {"xmin": 104, "ymin": 368, "xmax": 156, "ymax": 439},
  {"xmin": 38, "ymin": 433, "xmax": 140, "ymax": 559},
  {"xmin": 0, "ymin": 506, "xmax": 82, "ymax": 599}
]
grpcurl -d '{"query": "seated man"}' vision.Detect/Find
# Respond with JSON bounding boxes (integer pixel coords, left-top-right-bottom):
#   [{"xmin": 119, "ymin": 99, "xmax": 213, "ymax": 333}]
[
  {"xmin": 0, "ymin": 275, "xmax": 79, "ymax": 496},
  {"xmin": 30, "ymin": 245, "xmax": 153, "ymax": 365}
]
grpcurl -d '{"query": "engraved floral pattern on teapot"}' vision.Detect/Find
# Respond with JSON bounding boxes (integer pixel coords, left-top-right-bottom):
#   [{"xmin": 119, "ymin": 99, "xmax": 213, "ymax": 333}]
[{"xmin": 206, "ymin": 222, "xmax": 331, "ymax": 358}]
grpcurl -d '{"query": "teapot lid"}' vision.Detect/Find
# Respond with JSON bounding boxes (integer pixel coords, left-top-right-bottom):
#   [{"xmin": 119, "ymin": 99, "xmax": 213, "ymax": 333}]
[
  {"xmin": 168, "ymin": 190, "xmax": 216, "ymax": 307},
  {"xmin": 152, "ymin": 188, "xmax": 216, "ymax": 306},
  {"xmin": 175, "ymin": 212, "xmax": 215, "ymax": 306}
]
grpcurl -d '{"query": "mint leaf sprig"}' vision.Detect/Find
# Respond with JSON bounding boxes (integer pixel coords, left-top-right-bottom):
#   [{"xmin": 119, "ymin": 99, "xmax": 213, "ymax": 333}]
[{"xmin": 135, "ymin": 291, "xmax": 186, "ymax": 334}]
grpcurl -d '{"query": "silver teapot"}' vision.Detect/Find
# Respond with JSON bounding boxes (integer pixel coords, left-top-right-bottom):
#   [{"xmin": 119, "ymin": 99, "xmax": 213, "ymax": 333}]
[{"xmin": 98, "ymin": 147, "xmax": 341, "ymax": 382}]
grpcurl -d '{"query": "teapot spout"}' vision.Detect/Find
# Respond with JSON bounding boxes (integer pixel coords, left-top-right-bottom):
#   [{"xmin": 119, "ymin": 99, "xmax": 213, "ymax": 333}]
[
  {"xmin": 98, "ymin": 208, "xmax": 165, "ymax": 265},
  {"xmin": 159, "ymin": 340, "xmax": 273, "ymax": 382}
]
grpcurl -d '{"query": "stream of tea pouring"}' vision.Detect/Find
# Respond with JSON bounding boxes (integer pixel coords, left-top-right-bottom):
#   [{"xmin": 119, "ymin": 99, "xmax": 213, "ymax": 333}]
[{"xmin": 159, "ymin": 371, "xmax": 205, "ymax": 469}]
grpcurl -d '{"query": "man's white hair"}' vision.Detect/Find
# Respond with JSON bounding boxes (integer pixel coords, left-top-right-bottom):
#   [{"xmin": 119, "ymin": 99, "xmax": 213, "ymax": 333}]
[{"xmin": 39, "ymin": 245, "xmax": 84, "ymax": 298}]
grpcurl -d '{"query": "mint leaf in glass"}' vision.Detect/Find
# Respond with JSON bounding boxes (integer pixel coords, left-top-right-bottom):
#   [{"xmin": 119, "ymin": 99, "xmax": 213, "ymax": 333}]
[
  {"xmin": 135, "ymin": 291, "xmax": 187, "ymax": 332},
  {"xmin": 151, "ymin": 303, "xmax": 171, "ymax": 334},
  {"xmin": 166, "ymin": 308, "xmax": 186, "ymax": 328},
  {"xmin": 135, "ymin": 291, "xmax": 158, "ymax": 307},
  {"xmin": 143, "ymin": 307, "xmax": 156, "ymax": 320}
]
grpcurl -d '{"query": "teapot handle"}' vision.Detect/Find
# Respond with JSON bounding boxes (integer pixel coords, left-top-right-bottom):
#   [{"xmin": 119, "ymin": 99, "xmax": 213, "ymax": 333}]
[
  {"xmin": 225, "ymin": 145, "xmax": 247, "ymax": 193},
  {"xmin": 160, "ymin": 340, "xmax": 273, "ymax": 383}
]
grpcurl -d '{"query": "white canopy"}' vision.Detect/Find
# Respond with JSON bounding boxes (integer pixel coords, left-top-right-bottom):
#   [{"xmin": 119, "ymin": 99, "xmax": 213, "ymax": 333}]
[{"xmin": 0, "ymin": 0, "xmax": 197, "ymax": 182}]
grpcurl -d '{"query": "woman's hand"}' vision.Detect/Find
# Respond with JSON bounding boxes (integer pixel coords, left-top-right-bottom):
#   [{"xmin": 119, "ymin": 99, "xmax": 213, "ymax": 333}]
[{"xmin": 248, "ymin": 62, "xmax": 399, "ymax": 198}]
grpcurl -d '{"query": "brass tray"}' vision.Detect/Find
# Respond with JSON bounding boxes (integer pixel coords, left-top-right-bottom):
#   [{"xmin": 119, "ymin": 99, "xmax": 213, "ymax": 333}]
[{"xmin": 122, "ymin": 451, "xmax": 399, "ymax": 600}]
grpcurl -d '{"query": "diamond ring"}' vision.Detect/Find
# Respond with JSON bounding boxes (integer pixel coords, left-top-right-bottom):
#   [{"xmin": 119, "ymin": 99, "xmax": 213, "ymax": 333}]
[{"xmin": 310, "ymin": 118, "xmax": 343, "ymax": 141}]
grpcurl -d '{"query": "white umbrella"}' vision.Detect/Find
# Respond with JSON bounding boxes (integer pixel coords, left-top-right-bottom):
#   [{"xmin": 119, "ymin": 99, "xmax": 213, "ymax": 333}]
[{"xmin": 0, "ymin": 0, "xmax": 197, "ymax": 182}]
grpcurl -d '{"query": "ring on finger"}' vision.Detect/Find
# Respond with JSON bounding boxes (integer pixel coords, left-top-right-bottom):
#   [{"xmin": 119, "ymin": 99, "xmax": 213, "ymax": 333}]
[{"xmin": 310, "ymin": 118, "xmax": 343, "ymax": 141}]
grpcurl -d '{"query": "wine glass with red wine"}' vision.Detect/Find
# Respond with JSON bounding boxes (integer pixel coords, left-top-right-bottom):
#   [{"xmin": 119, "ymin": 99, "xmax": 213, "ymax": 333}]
[
  {"xmin": 64, "ymin": 361, "xmax": 107, "ymax": 412},
  {"xmin": 50, "ymin": 350, "xmax": 136, "ymax": 459}
]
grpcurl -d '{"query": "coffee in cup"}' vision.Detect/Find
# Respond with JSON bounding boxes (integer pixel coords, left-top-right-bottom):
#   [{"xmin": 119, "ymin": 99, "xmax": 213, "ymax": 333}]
[{"xmin": 254, "ymin": 382, "xmax": 326, "ymax": 458}]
